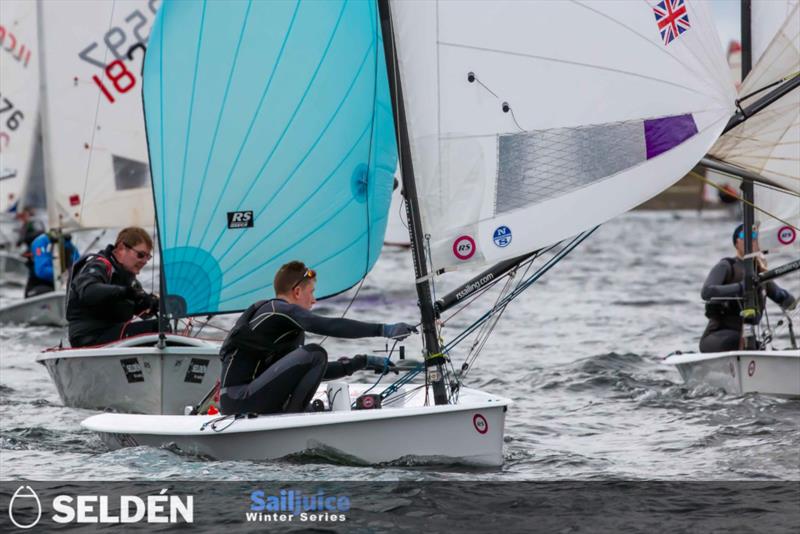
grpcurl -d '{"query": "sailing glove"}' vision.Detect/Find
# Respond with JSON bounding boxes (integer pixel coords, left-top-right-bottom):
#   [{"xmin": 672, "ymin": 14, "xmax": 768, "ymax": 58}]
[
  {"xmin": 382, "ymin": 322, "xmax": 418, "ymax": 340},
  {"xmin": 364, "ymin": 355, "xmax": 398, "ymax": 375},
  {"xmin": 781, "ymin": 295, "xmax": 797, "ymax": 312}
]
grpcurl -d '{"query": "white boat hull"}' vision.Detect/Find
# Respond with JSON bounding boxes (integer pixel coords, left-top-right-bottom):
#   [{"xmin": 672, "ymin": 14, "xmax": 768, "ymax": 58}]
[
  {"xmin": 0, "ymin": 251, "xmax": 28, "ymax": 285},
  {"xmin": 82, "ymin": 385, "xmax": 511, "ymax": 466},
  {"xmin": 664, "ymin": 350, "xmax": 800, "ymax": 398},
  {"xmin": 0, "ymin": 290, "xmax": 65, "ymax": 326},
  {"xmin": 37, "ymin": 334, "xmax": 221, "ymax": 414}
]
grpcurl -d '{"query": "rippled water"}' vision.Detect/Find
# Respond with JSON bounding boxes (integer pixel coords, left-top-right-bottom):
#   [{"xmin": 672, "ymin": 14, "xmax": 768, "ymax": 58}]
[{"xmin": 1, "ymin": 211, "xmax": 798, "ymax": 481}]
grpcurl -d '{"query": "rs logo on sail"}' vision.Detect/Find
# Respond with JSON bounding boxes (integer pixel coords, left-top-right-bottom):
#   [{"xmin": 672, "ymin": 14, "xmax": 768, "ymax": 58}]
[{"xmin": 227, "ymin": 211, "xmax": 254, "ymax": 229}]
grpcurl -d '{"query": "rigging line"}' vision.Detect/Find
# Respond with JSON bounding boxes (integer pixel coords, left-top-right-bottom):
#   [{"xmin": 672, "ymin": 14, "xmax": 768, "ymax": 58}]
[
  {"xmin": 689, "ymin": 170, "xmax": 800, "ymax": 230},
  {"xmin": 738, "ymin": 71, "xmax": 800, "ymax": 105},
  {"xmin": 443, "ymin": 230, "xmax": 595, "ymax": 353},
  {"xmin": 77, "ymin": 0, "xmax": 118, "ymax": 228}
]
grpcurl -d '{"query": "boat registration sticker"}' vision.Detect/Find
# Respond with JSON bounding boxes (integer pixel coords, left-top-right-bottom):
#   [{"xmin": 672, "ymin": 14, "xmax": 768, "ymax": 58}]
[
  {"xmin": 453, "ymin": 235, "xmax": 476, "ymax": 260},
  {"xmin": 473, "ymin": 414, "xmax": 488, "ymax": 434},
  {"xmin": 748, "ymin": 360, "xmax": 756, "ymax": 377},
  {"xmin": 777, "ymin": 226, "xmax": 796, "ymax": 245},
  {"xmin": 120, "ymin": 358, "xmax": 144, "ymax": 383},
  {"xmin": 184, "ymin": 358, "xmax": 209, "ymax": 384}
]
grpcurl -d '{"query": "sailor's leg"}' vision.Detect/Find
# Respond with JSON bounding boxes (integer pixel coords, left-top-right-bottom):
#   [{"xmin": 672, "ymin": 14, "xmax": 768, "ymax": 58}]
[
  {"xmin": 699, "ymin": 329, "xmax": 740, "ymax": 353},
  {"xmin": 221, "ymin": 344, "xmax": 328, "ymax": 415}
]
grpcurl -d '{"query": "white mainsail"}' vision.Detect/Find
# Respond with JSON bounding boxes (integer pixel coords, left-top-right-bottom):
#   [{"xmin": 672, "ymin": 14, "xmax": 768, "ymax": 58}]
[
  {"xmin": 710, "ymin": 1, "xmax": 799, "ymax": 254},
  {"xmin": 0, "ymin": 0, "xmax": 39, "ymax": 213},
  {"xmin": 37, "ymin": 0, "xmax": 156, "ymax": 230},
  {"xmin": 389, "ymin": 0, "xmax": 734, "ymax": 273}
]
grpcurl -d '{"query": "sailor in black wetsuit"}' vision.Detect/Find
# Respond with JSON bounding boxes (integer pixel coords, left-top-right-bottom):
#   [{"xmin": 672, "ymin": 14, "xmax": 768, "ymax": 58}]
[
  {"xmin": 699, "ymin": 224, "xmax": 796, "ymax": 353},
  {"xmin": 219, "ymin": 261, "xmax": 417, "ymax": 415},
  {"xmin": 66, "ymin": 227, "xmax": 161, "ymax": 348}
]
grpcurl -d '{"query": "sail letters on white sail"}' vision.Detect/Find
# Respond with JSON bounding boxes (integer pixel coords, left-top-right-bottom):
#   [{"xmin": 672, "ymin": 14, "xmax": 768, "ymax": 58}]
[
  {"xmin": 144, "ymin": 0, "xmax": 396, "ymax": 316},
  {"xmin": 38, "ymin": 0, "xmax": 157, "ymax": 230},
  {"xmin": 0, "ymin": 0, "xmax": 39, "ymax": 213},
  {"xmin": 388, "ymin": 0, "xmax": 735, "ymax": 273},
  {"xmin": 710, "ymin": 1, "xmax": 800, "ymax": 254}
]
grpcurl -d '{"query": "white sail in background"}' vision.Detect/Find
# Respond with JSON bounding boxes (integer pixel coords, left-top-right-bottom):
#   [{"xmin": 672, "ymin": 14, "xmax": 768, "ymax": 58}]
[
  {"xmin": 388, "ymin": 0, "xmax": 734, "ymax": 273},
  {"xmin": 0, "ymin": 0, "xmax": 39, "ymax": 213},
  {"xmin": 38, "ymin": 0, "xmax": 156, "ymax": 229},
  {"xmin": 710, "ymin": 2, "xmax": 799, "ymax": 253}
]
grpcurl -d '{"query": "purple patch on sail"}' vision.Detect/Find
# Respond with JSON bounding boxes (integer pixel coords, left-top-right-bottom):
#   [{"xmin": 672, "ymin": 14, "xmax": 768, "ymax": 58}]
[{"xmin": 644, "ymin": 114, "xmax": 698, "ymax": 159}]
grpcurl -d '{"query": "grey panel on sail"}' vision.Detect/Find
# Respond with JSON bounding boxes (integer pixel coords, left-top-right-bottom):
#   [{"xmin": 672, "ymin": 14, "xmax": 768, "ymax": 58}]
[
  {"xmin": 112, "ymin": 154, "xmax": 150, "ymax": 190},
  {"xmin": 495, "ymin": 121, "xmax": 646, "ymax": 214}
]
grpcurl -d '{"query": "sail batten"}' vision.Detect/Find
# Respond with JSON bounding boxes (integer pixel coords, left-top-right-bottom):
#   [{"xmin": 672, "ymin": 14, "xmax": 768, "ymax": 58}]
[{"xmin": 145, "ymin": 0, "xmax": 396, "ymax": 316}]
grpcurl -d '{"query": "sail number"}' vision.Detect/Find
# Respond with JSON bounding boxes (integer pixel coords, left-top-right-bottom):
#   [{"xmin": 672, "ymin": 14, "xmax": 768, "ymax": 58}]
[
  {"xmin": 0, "ymin": 93, "xmax": 24, "ymax": 150},
  {"xmin": 78, "ymin": 0, "xmax": 160, "ymax": 104}
]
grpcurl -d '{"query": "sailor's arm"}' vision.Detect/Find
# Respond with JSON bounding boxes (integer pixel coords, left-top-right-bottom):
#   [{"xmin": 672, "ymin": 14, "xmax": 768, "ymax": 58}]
[
  {"xmin": 73, "ymin": 260, "xmax": 127, "ymax": 306},
  {"xmin": 701, "ymin": 260, "xmax": 741, "ymax": 300},
  {"xmin": 290, "ymin": 307, "xmax": 383, "ymax": 338},
  {"xmin": 764, "ymin": 282, "xmax": 796, "ymax": 310}
]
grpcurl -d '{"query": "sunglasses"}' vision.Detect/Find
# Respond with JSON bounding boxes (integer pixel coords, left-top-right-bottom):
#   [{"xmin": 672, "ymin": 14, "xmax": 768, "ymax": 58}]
[
  {"xmin": 292, "ymin": 268, "xmax": 316, "ymax": 289},
  {"xmin": 737, "ymin": 231, "xmax": 758, "ymax": 240},
  {"xmin": 124, "ymin": 243, "xmax": 153, "ymax": 261}
]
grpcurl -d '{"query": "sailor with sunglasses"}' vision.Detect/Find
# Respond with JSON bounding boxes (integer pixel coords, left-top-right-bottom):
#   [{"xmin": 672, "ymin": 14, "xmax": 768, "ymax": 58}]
[
  {"xmin": 218, "ymin": 260, "xmax": 418, "ymax": 415},
  {"xmin": 699, "ymin": 224, "xmax": 796, "ymax": 353},
  {"xmin": 67, "ymin": 227, "xmax": 164, "ymax": 348}
]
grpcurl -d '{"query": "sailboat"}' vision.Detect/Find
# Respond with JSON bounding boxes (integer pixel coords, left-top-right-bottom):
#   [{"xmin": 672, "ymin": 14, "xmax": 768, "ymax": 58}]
[
  {"xmin": 0, "ymin": 0, "xmax": 40, "ymax": 287},
  {"xmin": 28, "ymin": 0, "xmax": 220, "ymax": 415},
  {"xmin": 83, "ymin": 0, "xmax": 734, "ymax": 465},
  {"xmin": 665, "ymin": 0, "xmax": 800, "ymax": 397}
]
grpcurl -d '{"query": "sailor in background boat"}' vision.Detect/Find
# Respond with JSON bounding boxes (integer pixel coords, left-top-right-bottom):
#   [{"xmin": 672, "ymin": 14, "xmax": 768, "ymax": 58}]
[
  {"xmin": 219, "ymin": 261, "xmax": 417, "ymax": 415},
  {"xmin": 66, "ymin": 227, "xmax": 162, "ymax": 348},
  {"xmin": 24, "ymin": 230, "xmax": 79, "ymax": 297},
  {"xmin": 699, "ymin": 224, "xmax": 796, "ymax": 353}
]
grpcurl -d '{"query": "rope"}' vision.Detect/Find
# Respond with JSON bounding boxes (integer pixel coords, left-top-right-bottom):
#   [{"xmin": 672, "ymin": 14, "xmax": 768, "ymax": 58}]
[{"xmin": 690, "ymin": 170, "xmax": 799, "ymax": 231}]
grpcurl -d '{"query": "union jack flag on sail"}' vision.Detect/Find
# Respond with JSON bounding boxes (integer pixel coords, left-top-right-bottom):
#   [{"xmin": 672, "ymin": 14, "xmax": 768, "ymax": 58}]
[{"xmin": 653, "ymin": 0, "xmax": 691, "ymax": 46}]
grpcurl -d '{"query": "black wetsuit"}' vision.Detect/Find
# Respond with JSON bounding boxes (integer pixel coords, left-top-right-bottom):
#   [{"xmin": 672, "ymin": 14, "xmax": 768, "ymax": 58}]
[
  {"xmin": 66, "ymin": 244, "xmax": 159, "ymax": 347},
  {"xmin": 219, "ymin": 298, "xmax": 383, "ymax": 415},
  {"xmin": 699, "ymin": 256, "xmax": 794, "ymax": 353}
]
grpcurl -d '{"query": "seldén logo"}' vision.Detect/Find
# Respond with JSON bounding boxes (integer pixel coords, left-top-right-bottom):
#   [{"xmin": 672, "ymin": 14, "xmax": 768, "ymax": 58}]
[
  {"xmin": 7, "ymin": 486, "xmax": 193, "ymax": 528},
  {"xmin": 227, "ymin": 210, "xmax": 254, "ymax": 229},
  {"xmin": 8, "ymin": 486, "xmax": 42, "ymax": 529}
]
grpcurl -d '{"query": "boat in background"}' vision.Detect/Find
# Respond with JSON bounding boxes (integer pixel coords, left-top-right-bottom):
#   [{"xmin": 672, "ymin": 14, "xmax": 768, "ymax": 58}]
[
  {"xmin": 0, "ymin": 1, "xmax": 39, "ymax": 288},
  {"xmin": 665, "ymin": 0, "xmax": 800, "ymax": 397},
  {"xmin": 83, "ymin": 0, "xmax": 734, "ymax": 465},
  {"xmin": 33, "ymin": 0, "xmax": 223, "ymax": 414}
]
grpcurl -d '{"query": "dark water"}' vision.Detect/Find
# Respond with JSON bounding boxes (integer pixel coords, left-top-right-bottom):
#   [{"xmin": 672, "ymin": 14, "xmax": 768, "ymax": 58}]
[{"xmin": 1, "ymin": 211, "xmax": 798, "ymax": 483}]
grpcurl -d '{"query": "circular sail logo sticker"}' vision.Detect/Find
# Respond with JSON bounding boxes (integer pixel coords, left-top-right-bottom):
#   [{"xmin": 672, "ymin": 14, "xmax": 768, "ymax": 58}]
[
  {"xmin": 453, "ymin": 235, "xmax": 476, "ymax": 260},
  {"xmin": 473, "ymin": 414, "xmax": 488, "ymax": 434},
  {"xmin": 492, "ymin": 226, "xmax": 512, "ymax": 248},
  {"xmin": 777, "ymin": 226, "xmax": 796, "ymax": 245},
  {"xmin": 8, "ymin": 485, "xmax": 42, "ymax": 529}
]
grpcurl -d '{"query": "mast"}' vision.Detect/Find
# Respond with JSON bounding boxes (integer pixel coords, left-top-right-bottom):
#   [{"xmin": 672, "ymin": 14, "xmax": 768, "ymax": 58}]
[
  {"xmin": 377, "ymin": 0, "xmax": 448, "ymax": 405},
  {"xmin": 34, "ymin": 0, "xmax": 66, "ymax": 287},
  {"xmin": 739, "ymin": 0, "xmax": 758, "ymax": 349}
]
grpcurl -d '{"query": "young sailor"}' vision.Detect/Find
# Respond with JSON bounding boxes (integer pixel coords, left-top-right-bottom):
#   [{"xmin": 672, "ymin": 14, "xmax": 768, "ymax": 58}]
[
  {"xmin": 219, "ymin": 260, "xmax": 417, "ymax": 415},
  {"xmin": 66, "ymin": 227, "xmax": 161, "ymax": 347},
  {"xmin": 699, "ymin": 224, "xmax": 796, "ymax": 353},
  {"xmin": 24, "ymin": 231, "xmax": 80, "ymax": 297}
]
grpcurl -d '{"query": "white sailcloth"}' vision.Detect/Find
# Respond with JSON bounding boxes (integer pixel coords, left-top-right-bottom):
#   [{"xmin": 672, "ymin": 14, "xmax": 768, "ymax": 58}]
[
  {"xmin": 0, "ymin": 0, "xmax": 39, "ymax": 213},
  {"xmin": 710, "ymin": 1, "xmax": 800, "ymax": 254},
  {"xmin": 37, "ymin": 0, "xmax": 156, "ymax": 229},
  {"xmin": 389, "ymin": 0, "xmax": 734, "ymax": 273}
]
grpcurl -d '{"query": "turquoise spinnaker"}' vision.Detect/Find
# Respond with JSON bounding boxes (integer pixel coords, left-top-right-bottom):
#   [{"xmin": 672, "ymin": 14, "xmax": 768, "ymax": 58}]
[{"xmin": 144, "ymin": 0, "xmax": 397, "ymax": 316}]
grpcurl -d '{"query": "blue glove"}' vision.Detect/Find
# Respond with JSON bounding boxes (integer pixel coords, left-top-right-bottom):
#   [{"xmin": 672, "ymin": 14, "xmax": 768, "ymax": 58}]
[
  {"xmin": 382, "ymin": 322, "xmax": 418, "ymax": 340},
  {"xmin": 365, "ymin": 355, "xmax": 398, "ymax": 375}
]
